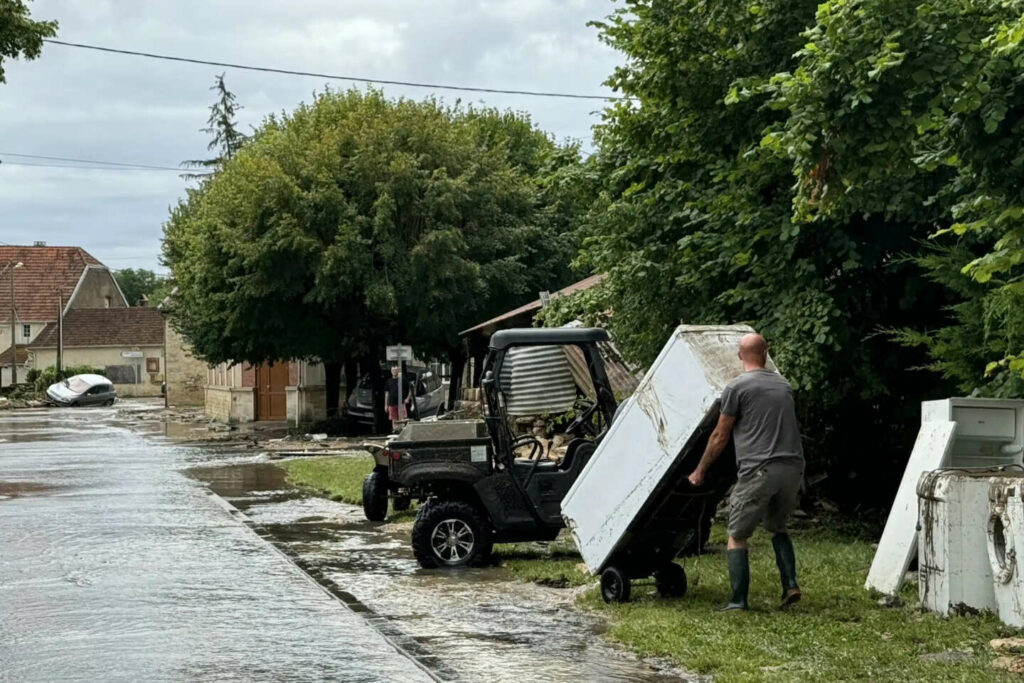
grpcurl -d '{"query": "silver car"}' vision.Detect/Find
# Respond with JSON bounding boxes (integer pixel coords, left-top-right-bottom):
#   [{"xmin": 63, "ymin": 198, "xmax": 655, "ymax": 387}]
[
  {"xmin": 346, "ymin": 366, "xmax": 445, "ymax": 425},
  {"xmin": 46, "ymin": 374, "xmax": 117, "ymax": 407}
]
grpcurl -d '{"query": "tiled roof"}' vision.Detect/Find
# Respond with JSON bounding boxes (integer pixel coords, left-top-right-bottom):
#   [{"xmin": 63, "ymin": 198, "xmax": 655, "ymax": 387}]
[
  {"xmin": 460, "ymin": 273, "xmax": 608, "ymax": 336},
  {"xmin": 0, "ymin": 344, "xmax": 29, "ymax": 366},
  {"xmin": 0, "ymin": 246, "xmax": 104, "ymax": 322},
  {"xmin": 29, "ymin": 308, "xmax": 164, "ymax": 349}
]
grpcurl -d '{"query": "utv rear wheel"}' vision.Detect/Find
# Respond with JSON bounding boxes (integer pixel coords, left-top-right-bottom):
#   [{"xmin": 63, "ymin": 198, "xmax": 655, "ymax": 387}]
[
  {"xmin": 412, "ymin": 500, "xmax": 492, "ymax": 568},
  {"xmin": 362, "ymin": 471, "xmax": 388, "ymax": 522}
]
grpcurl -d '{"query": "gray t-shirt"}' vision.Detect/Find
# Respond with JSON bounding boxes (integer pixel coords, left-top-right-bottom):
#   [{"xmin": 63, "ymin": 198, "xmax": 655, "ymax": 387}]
[{"xmin": 720, "ymin": 368, "xmax": 804, "ymax": 477}]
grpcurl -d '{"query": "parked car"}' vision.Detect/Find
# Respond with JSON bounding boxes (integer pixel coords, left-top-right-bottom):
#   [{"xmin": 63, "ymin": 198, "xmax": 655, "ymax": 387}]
[
  {"xmin": 46, "ymin": 374, "xmax": 117, "ymax": 407},
  {"xmin": 345, "ymin": 366, "xmax": 445, "ymax": 425}
]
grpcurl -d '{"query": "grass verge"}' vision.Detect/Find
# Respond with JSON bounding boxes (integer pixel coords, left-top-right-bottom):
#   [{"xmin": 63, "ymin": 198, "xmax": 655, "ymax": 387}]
[
  {"xmin": 277, "ymin": 455, "xmax": 420, "ymax": 522},
  {"xmin": 275, "ymin": 457, "xmax": 1014, "ymax": 680},
  {"xmin": 582, "ymin": 523, "xmax": 1017, "ymax": 682}
]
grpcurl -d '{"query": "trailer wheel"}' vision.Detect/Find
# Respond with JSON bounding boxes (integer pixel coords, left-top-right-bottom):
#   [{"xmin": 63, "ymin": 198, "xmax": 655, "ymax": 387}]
[
  {"xmin": 655, "ymin": 562, "xmax": 688, "ymax": 598},
  {"xmin": 362, "ymin": 471, "xmax": 389, "ymax": 521},
  {"xmin": 600, "ymin": 566, "xmax": 631, "ymax": 604},
  {"xmin": 393, "ymin": 495, "xmax": 411, "ymax": 512},
  {"xmin": 412, "ymin": 500, "xmax": 493, "ymax": 568}
]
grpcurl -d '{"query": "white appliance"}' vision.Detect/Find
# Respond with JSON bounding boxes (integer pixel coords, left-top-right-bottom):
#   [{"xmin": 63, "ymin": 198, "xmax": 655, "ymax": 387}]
[
  {"xmin": 989, "ymin": 478, "xmax": 1024, "ymax": 627},
  {"xmin": 917, "ymin": 469, "xmax": 1006, "ymax": 616},
  {"xmin": 560, "ymin": 324, "xmax": 774, "ymax": 573},
  {"xmin": 867, "ymin": 398, "xmax": 1024, "ymax": 595}
]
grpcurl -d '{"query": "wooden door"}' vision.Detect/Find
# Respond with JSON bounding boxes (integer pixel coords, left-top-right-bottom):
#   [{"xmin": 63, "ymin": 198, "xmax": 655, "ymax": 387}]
[{"xmin": 255, "ymin": 362, "xmax": 289, "ymax": 421}]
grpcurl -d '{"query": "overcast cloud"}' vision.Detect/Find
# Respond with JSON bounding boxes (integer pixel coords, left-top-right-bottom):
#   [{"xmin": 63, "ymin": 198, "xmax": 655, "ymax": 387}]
[{"xmin": 0, "ymin": 1, "xmax": 623, "ymax": 274}]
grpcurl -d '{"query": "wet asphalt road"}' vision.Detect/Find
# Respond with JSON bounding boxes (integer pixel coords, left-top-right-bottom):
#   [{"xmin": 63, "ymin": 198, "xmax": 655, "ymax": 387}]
[
  {"xmin": 0, "ymin": 407, "xmax": 433, "ymax": 682},
  {"xmin": 1, "ymin": 405, "xmax": 687, "ymax": 683}
]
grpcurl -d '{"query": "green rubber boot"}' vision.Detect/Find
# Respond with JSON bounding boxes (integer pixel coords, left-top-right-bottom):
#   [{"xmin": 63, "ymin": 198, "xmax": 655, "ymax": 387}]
[
  {"xmin": 717, "ymin": 548, "xmax": 749, "ymax": 612},
  {"xmin": 773, "ymin": 533, "xmax": 802, "ymax": 608}
]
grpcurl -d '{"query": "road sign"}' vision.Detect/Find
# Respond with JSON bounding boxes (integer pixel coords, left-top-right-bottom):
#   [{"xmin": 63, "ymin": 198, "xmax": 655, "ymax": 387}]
[
  {"xmin": 386, "ymin": 345, "xmax": 413, "ymax": 362},
  {"xmin": 121, "ymin": 351, "xmax": 144, "ymax": 358}
]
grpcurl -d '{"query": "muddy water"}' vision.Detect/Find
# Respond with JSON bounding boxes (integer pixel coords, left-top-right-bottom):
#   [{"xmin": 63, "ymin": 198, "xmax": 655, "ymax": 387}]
[
  {"xmin": 0, "ymin": 407, "xmax": 433, "ymax": 682},
  {"xmin": 188, "ymin": 460, "xmax": 689, "ymax": 682}
]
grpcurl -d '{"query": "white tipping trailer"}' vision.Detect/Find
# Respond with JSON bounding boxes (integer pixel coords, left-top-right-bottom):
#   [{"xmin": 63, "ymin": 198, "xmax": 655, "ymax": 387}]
[{"xmin": 561, "ymin": 324, "xmax": 778, "ymax": 603}]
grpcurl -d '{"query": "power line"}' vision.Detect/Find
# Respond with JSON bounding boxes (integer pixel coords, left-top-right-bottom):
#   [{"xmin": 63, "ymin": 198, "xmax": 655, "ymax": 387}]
[
  {"xmin": 44, "ymin": 39, "xmax": 620, "ymax": 102},
  {"xmin": 0, "ymin": 151, "xmax": 186, "ymax": 171}
]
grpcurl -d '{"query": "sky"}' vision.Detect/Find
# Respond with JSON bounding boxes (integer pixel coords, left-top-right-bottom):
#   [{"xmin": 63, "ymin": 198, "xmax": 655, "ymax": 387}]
[{"xmin": 0, "ymin": 0, "xmax": 623, "ymax": 275}]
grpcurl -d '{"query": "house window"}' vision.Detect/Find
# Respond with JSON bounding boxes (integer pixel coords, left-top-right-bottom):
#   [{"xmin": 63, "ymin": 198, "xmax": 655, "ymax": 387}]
[
  {"xmin": 104, "ymin": 296, "xmax": 111, "ymax": 309},
  {"xmin": 21, "ymin": 324, "xmax": 30, "ymax": 339}
]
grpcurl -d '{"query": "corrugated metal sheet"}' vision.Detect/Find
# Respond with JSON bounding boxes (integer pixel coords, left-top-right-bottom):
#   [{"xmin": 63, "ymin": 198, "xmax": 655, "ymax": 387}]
[
  {"xmin": 564, "ymin": 341, "xmax": 641, "ymax": 401},
  {"xmin": 499, "ymin": 345, "xmax": 577, "ymax": 416}
]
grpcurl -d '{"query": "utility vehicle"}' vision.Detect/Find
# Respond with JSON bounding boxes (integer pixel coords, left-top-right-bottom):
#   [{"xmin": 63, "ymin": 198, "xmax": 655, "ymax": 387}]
[{"xmin": 363, "ymin": 327, "xmax": 619, "ymax": 568}]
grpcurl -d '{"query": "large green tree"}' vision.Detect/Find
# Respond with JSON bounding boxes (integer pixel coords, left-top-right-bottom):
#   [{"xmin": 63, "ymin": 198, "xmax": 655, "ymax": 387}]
[
  {"xmin": 583, "ymin": 0, "xmax": 955, "ymax": 500},
  {"xmin": 768, "ymin": 0, "xmax": 1024, "ymax": 395},
  {"xmin": 0, "ymin": 0, "xmax": 56, "ymax": 84},
  {"xmin": 163, "ymin": 89, "xmax": 588, "ymax": 423}
]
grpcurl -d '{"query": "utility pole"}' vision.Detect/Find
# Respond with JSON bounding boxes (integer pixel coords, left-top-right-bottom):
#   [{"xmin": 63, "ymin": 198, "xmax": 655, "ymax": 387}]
[
  {"xmin": 56, "ymin": 288, "xmax": 64, "ymax": 376},
  {"xmin": 2, "ymin": 261, "xmax": 23, "ymax": 386}
]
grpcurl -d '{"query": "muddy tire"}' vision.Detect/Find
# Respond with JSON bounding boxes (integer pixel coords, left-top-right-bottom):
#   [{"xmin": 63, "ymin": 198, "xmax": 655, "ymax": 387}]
[
  {"xmin": 600, "ymin": 566, "xmax": 631, "ymax": 604},
  {"xmin": 655, "ymin": 562, "xmax": 688, "ymax": 598},
  {"xmin": 412, "ymin": 500, "xmax": 493, "ymax": 568},
  {"xmin": 393, "ymin": 495, "xmax": 411, "ymax": 512},
  {"xmin": 362, "ymin": 471, "xmax": 389, "ymax": 522}
]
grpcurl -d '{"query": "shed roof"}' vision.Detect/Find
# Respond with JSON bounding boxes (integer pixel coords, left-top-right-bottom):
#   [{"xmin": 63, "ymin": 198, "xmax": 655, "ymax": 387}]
[
  {"xmin": 29, "ymin": 308, "xmax": 164, "ymax": 349},
  {"xmin": 0, "ymin": 344, "xmax": 29, "ymax": 366},
  {"xmin": 460, "ymin": 273, "xmax": 607, "ymax": 337}
]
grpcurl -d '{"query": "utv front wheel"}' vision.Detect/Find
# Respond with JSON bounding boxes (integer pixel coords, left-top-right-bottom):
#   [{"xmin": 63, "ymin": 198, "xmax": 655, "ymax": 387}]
[
  {"xmin": 412, "ymin": 500, "xmax": 492, "ymax": 568},
  {"xmin": 362, "ymin": 470, "xmax": 389, "ymax": 522}
]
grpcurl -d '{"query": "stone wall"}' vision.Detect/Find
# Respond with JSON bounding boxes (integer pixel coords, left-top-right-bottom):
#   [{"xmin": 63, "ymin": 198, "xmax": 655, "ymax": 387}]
[
  {"xmin": 286, "ymin": 385, "xmax": 327, "ymax": 425},
  {"xmin": 69, "ymin": 268, "xmax": 128, "ymax": 308},
  {"xmin": 164, "ymin": 323, "xmax": 206, "ymax": 407},
  {"xmin": 205, "ymin": 385, "xmax": 254, "ymax": 423}
]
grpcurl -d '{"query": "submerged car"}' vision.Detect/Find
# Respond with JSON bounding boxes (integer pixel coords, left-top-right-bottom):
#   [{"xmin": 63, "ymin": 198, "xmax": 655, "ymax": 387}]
[
  {"xmin": 46, "ymin": 374, "xmax": 117, "ymax": 407},
  {"xmin": 345, "ymin": 366, "xmax": 445, "ymax": 425}
]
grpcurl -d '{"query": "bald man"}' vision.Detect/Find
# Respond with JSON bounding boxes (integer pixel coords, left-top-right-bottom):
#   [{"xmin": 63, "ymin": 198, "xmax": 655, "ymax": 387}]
[{"xmin": 688, "ymin": 333, "xmax": 804, "ymax": 612}]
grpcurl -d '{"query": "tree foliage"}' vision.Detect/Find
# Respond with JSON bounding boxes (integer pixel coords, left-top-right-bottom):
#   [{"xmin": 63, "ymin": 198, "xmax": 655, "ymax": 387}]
[
  {"xmin": 181, "ymin": 73, "xmax": 247, "ymax": 177},
  {"xmin": 584, "ymin": 0, "xmax": 956, "ymax": 493},
  {"xmin": 768, "ymin": 0, "xmax": 1024, "ymax": 393},
  {"xmin": 114, "ymin": 268, "xmax": 166, "ymax": 306},
  {"xmin": 0, "ymin": 0, "xmax": 56, "ymax": 83},
  {"xmin": 163, "ymin": 89, "xmax": 587, "ymax": 371}
]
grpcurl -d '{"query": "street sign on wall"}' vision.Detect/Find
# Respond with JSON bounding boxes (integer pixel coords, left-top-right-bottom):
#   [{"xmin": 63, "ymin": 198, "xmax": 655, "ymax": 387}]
[
  {"xmin": 121, "ymin": 351, "xmax": 144, "ymax": 359},
  {"xmin": 386, "ymin": 345, "xmax": 413, "ymax": 362}
]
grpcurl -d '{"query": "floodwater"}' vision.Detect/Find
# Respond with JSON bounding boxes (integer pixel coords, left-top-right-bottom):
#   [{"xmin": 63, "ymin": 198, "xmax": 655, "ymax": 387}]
[
  {"xmin": 0, "ymin": 407, "xmax": 433, "ymax": 682},
  {"xmin": 1, "ymin": 404, "xmax": 689, "ymax": 682}
]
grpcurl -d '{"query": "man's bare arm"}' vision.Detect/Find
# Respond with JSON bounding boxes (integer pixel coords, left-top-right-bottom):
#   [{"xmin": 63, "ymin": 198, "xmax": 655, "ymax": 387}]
[{"xmin": 688, "ymin": 414, "xmax": 736, "ymax": 486}]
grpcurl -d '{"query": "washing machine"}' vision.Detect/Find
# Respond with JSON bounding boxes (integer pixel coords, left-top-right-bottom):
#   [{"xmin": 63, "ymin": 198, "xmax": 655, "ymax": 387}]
[
  {"xmin": 917, "ymin": 469, "xmax": 1003, "ymax": 615},
  {"xmin": 988, "ymin": 477, "xmax": 1024, "ymax": 626}
]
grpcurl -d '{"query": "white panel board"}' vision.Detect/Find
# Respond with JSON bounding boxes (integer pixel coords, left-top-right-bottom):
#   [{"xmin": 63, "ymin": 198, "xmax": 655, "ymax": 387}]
[
  {"xmin": 561, "ymin": 325, "xmax": 764, "ymax": 574},
  {"xmin": 865, "ymin": 421, "xmax": 957, "ymax": 595}
]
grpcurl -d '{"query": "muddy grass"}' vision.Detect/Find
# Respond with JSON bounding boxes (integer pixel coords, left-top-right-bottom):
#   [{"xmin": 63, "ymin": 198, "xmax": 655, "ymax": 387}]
[{"xmin": 274, "ymin": 456, "xmax": 1018, "ymax": 681}]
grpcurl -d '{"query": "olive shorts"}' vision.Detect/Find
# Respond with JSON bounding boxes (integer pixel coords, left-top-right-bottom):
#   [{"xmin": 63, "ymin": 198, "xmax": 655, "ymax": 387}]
[{"xmin": 727, "ymin": 460, "xmax": 804, "ymax": 540}]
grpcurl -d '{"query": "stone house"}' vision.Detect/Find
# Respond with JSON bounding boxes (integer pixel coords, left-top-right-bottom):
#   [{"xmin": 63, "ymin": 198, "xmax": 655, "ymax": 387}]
[
  {"xmin": 28, "ymin": 308, "xmax": 165, "ymax": 397},
  {"xmin": 0, "ymin": 244, "xmax": 128, "ymax": 387}
]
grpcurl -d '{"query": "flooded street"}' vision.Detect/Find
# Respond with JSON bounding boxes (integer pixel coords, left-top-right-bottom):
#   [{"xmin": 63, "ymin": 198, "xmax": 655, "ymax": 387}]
[
  {"xmin": 0, "ymin": 407, "xmax": 433, "ymax": 683},
  {"xmin": 1, "ymin": 405, "xmax": 686, "ymax": 682}
]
